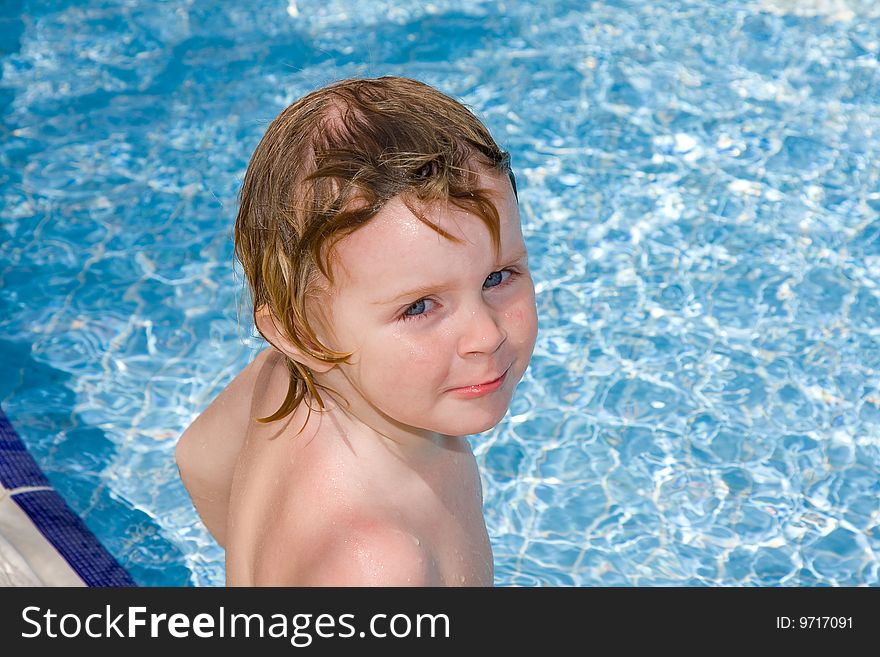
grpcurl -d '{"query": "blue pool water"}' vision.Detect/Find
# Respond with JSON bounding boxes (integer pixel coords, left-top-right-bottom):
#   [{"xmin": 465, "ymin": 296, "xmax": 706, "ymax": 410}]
[{"xmin": 1, "ymin": 0, "xmax": 879, "ymax": 586}]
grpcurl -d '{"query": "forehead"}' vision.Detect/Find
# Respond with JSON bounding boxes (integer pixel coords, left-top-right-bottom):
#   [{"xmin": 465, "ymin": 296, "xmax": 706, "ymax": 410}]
[{"xmin": 327, "ymin": 168, "xmax": 522, "ymax": 288}]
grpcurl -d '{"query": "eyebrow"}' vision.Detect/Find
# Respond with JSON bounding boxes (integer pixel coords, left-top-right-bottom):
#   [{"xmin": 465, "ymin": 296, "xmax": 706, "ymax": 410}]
[
  {"xmin": 370, "ymin": 247, "xmax": 528, "ymax": 306},
  {"xmin": 372, "ymin": 283, "xmax": 454, "ymax": 306}
]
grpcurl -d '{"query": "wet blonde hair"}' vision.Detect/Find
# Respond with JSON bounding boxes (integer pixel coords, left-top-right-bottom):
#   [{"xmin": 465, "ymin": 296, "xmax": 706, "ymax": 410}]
[{"xmin": 234, "ymin": 75, "xmax": 518, "ymax": 424}]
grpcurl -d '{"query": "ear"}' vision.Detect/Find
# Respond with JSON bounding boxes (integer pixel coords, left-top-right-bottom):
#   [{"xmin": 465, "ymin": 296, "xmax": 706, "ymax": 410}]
[{"xmin": 254, "ymin": 305, "xmax": 336, "ymax": 374}]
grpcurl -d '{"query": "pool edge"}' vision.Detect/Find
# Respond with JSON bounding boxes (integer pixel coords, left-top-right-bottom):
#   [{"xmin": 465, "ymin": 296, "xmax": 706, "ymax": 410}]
[{"xmin": 0, "ymin": 405, "xmax": 136, "ymax": 587}]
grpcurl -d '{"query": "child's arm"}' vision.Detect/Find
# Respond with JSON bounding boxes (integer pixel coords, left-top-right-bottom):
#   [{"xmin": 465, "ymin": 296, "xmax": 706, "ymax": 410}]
[{"xmin": 175, "ymin": 346, "xmax": 277, "ymax": 547}]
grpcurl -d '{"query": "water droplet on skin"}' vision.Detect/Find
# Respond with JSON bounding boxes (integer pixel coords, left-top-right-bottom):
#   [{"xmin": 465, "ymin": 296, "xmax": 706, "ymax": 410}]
[
  {"xmin": 459, "ymin": 575, "xmax": 466, "ymax": 583},
  {"xmin": 412, "ymin": 536, "xmax": 421, "ymax": 546}
]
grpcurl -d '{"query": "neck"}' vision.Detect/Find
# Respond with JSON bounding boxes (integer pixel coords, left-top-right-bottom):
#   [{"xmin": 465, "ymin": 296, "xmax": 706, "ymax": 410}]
[{"xmin": 312, "ymin": 375, "xmax": 462, "ymax": 465}]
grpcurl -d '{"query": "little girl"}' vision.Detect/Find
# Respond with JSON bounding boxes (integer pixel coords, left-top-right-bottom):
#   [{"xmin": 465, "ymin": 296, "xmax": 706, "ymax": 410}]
[{"xmin": 176, "ymin": 76, "xmax": 538, "ymax": 586}]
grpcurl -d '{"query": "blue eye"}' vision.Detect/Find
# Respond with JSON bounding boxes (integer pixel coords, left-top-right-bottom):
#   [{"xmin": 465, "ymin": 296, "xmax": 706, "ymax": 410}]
[
  {"xmin": 400, "ymin": 270, "xmax": 518, "ymax": 323},
  {"xmin": 484, "ymin": 270, "xmax": 511, "ymax": 289},
  {"xmin": 404, "ymin": 299, "xmax": 426, "ymax": 316},
  {"xmin": 402, "ymin": 298, "xmax": 434, "ymax": 320}
]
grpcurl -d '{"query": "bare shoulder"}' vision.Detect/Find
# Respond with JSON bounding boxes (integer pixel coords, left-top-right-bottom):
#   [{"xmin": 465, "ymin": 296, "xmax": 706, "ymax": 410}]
[
  {"xmin": 177, "ymin": 346, "xmax": 280, "ymax": 452},
  {"xmin": 255, "ymin": 513, "xmax": 435, "ymax": 587},
  {"xmin": 175, "ymin": 346, "xmax": 284, "ymax": 546}
]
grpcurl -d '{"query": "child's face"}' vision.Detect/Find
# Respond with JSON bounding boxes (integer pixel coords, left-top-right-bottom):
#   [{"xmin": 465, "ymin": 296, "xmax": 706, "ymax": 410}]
[{"xmin": 314, "ymin": 166, "xmax": 538, "ymax": 439}]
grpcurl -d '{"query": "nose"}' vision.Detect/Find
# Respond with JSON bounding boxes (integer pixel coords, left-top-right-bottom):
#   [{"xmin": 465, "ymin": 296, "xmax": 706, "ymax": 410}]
[{"xmin": 457, "ymin": 300, "xmax": 507, "ymax": 358}]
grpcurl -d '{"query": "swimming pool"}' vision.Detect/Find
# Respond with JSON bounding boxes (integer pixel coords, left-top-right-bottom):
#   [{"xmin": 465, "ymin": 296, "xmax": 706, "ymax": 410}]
[{"xmin": 1, "ymin": 0, "xmax": 878, "ymax": 586}]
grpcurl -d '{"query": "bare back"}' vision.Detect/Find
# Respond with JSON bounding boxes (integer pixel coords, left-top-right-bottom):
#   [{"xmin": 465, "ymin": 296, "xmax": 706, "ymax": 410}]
[{"xmin": 224, "ymin": 350, "xmax": 494, "ymax": 586}]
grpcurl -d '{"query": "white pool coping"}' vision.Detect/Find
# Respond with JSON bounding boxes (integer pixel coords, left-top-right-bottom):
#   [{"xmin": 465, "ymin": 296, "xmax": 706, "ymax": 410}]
[{"xmin": 0, "ymin": 482, "xmax": 86, "ymax": 587}]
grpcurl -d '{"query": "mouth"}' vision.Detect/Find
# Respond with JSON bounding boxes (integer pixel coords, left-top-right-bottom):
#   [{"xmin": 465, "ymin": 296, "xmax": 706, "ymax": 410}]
[{"xmin": 447, "ymin": 366, "xmax": 511, "ymax": 398}]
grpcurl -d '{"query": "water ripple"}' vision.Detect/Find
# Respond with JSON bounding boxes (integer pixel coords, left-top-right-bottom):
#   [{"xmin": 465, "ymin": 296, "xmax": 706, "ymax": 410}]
[{"xmin": 2, "ymin": 0, "xmax": 879, "ymax": 586}]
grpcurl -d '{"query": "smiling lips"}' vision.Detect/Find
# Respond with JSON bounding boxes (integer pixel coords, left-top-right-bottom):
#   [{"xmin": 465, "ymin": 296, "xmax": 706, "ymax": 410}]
[{"xmin": 448, "ymin": 367, "xmax": 510, "ymax": 398}]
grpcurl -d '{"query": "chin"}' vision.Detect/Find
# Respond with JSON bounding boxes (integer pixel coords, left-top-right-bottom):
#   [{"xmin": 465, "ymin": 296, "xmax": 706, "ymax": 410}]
[
  {"xmin": 465, "ymin": 417, "xmax": 506, "ymax": 435},
  {"xmin": 436, "ymin": 403, "xmax": 511, "ymax": 436}
]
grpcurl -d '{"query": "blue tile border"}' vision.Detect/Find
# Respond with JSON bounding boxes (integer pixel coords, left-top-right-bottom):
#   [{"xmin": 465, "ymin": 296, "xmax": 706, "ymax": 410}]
[
  {"xmin": 0, "ymin": 405, "xmax": 136, "ymax": 587},
  {"xmin": 0, "ymin": 406, "xmax": 49, "ymax": 489}
]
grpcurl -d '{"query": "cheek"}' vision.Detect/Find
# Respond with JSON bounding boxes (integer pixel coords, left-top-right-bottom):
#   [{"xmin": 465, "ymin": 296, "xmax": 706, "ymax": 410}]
[
  {"xmin": 505, "ymin": 295, "xmax": 539, "ymax": 347},
  {"xmin": 368, "ymin": 330, "xmax": 450, "ymax": 384},
  {"xmin": 400, "ymin": 334, "xmax": 436, "ymax": 365}
]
